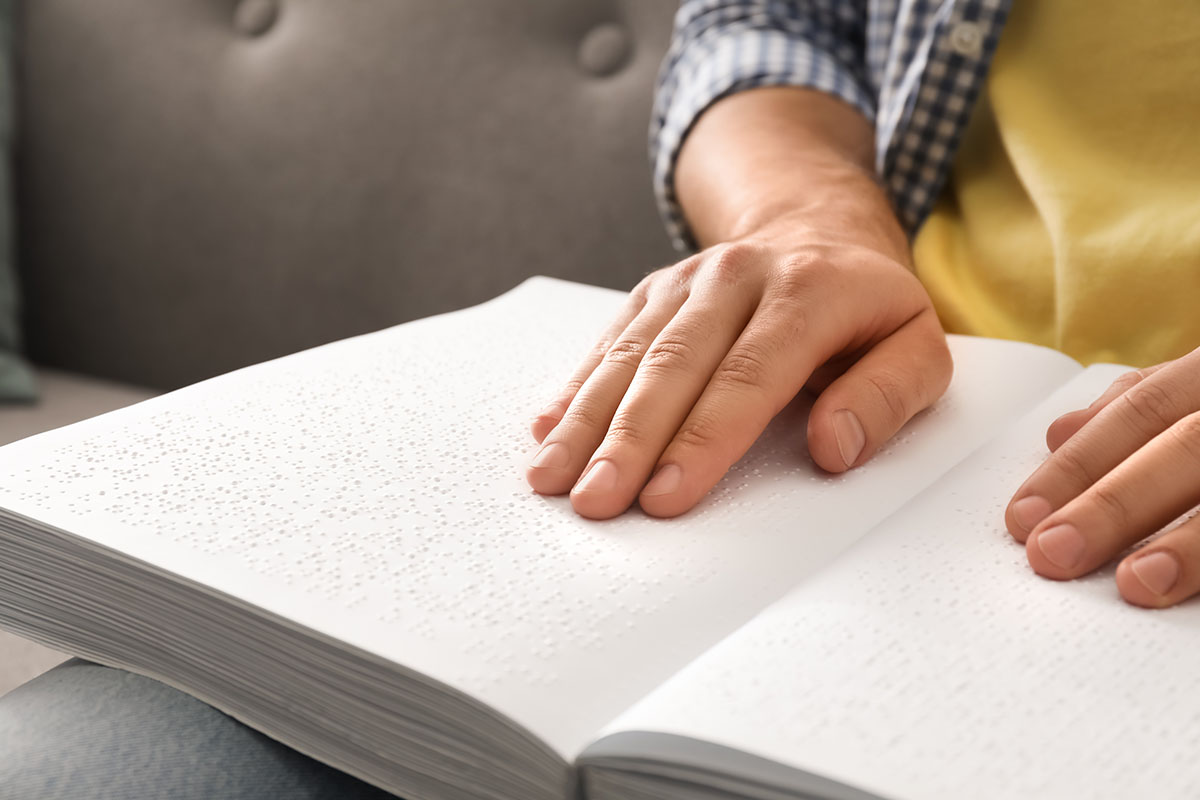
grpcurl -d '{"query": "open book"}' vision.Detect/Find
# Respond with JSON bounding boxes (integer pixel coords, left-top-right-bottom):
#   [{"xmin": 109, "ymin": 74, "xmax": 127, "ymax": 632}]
[{"xmin": 1, "ymin": 277, "xmax": 1197, "ymax": 800}]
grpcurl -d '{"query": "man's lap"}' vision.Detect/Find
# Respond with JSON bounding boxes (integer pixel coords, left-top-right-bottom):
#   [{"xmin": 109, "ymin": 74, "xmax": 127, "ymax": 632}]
[{"xmin": 0, "ymin": 660, "xmax": 396, "ymax": 799}]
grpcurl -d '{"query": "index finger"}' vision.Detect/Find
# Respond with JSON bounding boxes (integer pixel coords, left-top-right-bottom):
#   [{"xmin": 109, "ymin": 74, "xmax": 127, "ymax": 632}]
[
  {"xmin": 633, "ymin": 269, "xmax": 936, "ymax": 518},
  {"xmin": 1006, "ymin": 354, "xmax": 1200, "ymax": 542}
]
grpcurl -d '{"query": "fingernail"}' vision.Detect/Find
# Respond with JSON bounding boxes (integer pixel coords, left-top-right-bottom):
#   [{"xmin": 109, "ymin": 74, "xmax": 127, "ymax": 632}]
[
  {"xmin": 1035, "ymin": 523, "xmax": 1087, "ymax": 570},
  {"xmin": 1011, "ymin": 495, "xmax": 1052, "ymax": 532},
  {"xmin": 530, "ymin": 442, "xmax": 570, "ymax": 469},
  {"xmin": 575, "ymin": 459, "xmax": 618, "ymax": 493},
  {"xmin": 832, "ymin": 409, "xmax": 866, "ymax": 468},
  {"xmin": 642, "ymin": 464, "xmax": 682, "ymax": 497},
  {"xmin": 1132, "ymin": 551, "xmax": 1181, "ymax": 597}
]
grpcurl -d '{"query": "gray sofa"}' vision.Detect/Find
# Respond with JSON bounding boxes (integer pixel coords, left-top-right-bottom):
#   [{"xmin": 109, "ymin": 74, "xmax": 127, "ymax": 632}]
[{"xmin": 0, "ymin": 0, "xmax": 680, "ymax": 691}]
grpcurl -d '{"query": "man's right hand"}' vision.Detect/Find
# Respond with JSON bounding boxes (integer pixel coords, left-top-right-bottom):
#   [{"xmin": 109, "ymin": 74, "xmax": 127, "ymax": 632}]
[
  {"xmin": 526, "ymin": 212, "xmax": 951, "ymax": 519},
  {"xmin": 525, "ymin": 88, "xmax": 953, "ymax": 519}
]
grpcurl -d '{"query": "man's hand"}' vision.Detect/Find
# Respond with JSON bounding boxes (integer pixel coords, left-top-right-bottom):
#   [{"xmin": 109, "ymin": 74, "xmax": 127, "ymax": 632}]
[
  {"xmin": 526, "ymin": 215, "xmax": 951, "ymax": 519},
  {"xmin": 524, "ymin": 87, "xmax": 952, "ymax": 519},
  {"xmin": 1006, "ymin": 351, "xmax": 1200, "ymax": 608}
]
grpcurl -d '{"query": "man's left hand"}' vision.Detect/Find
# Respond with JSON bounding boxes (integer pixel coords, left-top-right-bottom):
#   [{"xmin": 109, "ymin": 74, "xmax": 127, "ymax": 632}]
[{"xmin": 1006, "ymin": 350, "xmax": 1200, "ymax": 608}]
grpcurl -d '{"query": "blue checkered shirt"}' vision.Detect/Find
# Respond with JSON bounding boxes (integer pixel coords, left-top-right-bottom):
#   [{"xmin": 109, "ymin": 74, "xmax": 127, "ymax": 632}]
[{"xmin": 651, "ymin": 0, "xmax": 1013, "ymax": 251}]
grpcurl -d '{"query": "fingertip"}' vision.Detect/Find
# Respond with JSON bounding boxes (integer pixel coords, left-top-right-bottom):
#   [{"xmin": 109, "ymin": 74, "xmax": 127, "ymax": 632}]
[
  {"xmin": 1024, "ymin": 527, "xmax": 1078, "ymax": 581},
  {"xmin": 1004, "ymin": 506, "xmax": 1029, "ymax": 543},
  {"xmin": 831, "ymin": 408, "xmax": 867, "ymax": 469},
  {"xmin": 530, "ymin": 402, "xmax": 567, "ymax": 443},
  {"xmin": 530, "ymin": 415, "xmax": 556, "ymax": 444},
  {"xmin": 569, "ymin": 492, "xmax": 628, "ymax": 520},
  {"xmin": 525, "ymin": 465, "xmax": 574, "ymax": 496},
  {"xmin": 1116, "ymin": 551, "xmax": 1182, "ymax": 609},
  {"xmin": 569, "ymin": 458, "xmax": 641, "ymax": 520},
  {"xmin": 1045, "ymin": 409, "xmax": 1086, "ymax": 452},
  {"xmin": 525, "ymin": 441, "xmax": 576, "ymax": 495},
  {"xmin": 1006, "ymin": 494, "xmax": 1051, "ymax": 544},
  {"xmin": 1024, "ymin": 533, "xmax": 1057, "ymax": 579},
  {"xmin": 805, "ymin": 406, "xmax": 867, "ymax": 475},
  {"xmin": 637, "ymin": 492, "xmax": 694, "ymax": 519},
  {"xmin": 638, "ymin": 464, "xmax": 700, "ymax": 518},
  {"xmin": 1115, "ymin": 558, "xmax": 1170, "ymax": 608}
]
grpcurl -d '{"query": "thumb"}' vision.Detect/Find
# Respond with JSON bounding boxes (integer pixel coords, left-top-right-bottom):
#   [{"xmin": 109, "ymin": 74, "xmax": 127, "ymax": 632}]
[{"xmin": 806, "ymin": 310, "xmax": 952, "ymax": 473}]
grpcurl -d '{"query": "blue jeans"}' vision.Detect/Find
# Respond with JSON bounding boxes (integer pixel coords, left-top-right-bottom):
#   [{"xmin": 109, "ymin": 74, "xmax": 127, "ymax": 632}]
[{"xmin": 0, "ymin": 660, "xmax": 398, "ymax": 799}]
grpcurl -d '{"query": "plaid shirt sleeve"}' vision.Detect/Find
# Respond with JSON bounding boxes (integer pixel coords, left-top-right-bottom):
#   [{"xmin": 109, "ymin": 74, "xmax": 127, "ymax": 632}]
[{"xmin": 650, "ymin": 0, "xmax": 876, "ymax": 252}]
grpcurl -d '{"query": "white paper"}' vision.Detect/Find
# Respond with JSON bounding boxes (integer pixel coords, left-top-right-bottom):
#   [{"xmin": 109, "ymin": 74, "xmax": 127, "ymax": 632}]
[
  {"xmin": 603, "ymin": 364, "xmax": 1200, "ymax": 799},
  {"xmin": 0, "ymin": 278, "xmax": 1081, "ymax": 759}
]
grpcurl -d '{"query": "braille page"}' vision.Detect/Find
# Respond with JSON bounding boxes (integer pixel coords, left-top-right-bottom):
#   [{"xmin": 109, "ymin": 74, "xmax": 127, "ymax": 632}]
[
  {"xmin": 597, "ymin": 362, "xmax": 1200, "ymax": 800},
  {"xmin": 0, "ymin": 278, "xmax": 1080, "ymax": 761}
]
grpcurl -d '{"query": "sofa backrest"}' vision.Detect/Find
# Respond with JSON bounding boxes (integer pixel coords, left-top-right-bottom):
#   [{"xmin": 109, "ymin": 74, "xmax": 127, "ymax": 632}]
[{"xmin": 14, "ymin": 0, "xmax": 679, "ymax": 389}]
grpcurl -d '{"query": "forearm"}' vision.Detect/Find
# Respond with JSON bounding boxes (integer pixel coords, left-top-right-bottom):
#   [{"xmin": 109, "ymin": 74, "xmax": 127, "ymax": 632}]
[{"xmin": 675, "ymin": 87, "xmax": 909, "ymax": 264}]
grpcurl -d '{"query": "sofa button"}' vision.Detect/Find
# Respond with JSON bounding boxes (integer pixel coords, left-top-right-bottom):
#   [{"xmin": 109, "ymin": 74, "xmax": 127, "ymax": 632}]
[
  {"xmin": 234, "ymin": 0, "xmax": 280, "ymax": 37},
  {"xmin": 579, "ymin": 23, "xmax": 633, "ymax": 77}
]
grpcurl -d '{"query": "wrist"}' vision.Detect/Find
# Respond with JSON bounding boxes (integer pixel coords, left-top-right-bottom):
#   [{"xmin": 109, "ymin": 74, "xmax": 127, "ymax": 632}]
[{"xmin": 728, "ymin": 171, "xmax": 912, "ymax": 267}]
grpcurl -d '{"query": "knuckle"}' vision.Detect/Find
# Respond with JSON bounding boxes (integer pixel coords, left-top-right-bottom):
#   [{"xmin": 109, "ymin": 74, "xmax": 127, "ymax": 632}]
[
  {"xmin": 588, "ymin": 337, "xmax": 614, "ymax": 362},
  {"xmin": 1115, "ymin": 380, "xmax": 1177, "ymax": 432},
  {"xmin": 562, "ymin": 376, "xmax": 587, "ymax": 397},
  {"xmin": 701, "ymin": 241, "xmax": 763, "ymax": 286},
  {"xmin": 602, "ymin": 337, "xmax": 647, "ymax": 369},
  {"xmin": 562, "ymin": 396, "xmax": 611, "ymax": 432},
  {"xmin": 762, "ymin": 265, "xmax": 828, "ymax": 331},
  {"xmin": 714, "ymin": 345, "xmax": 774, "ymax": 392},
  {"xmin": 603, "ymin": 417, "xmax": 650, "ymax": 448},
  {"xmin": 929, "ymin": 341, "xmax": 954, "ymax": 396},
  {"xmin": 1087, "ymin": 480, "xmax": 1130, "ymax": 530},
  {"xmin": 673, "ymin": 414, "xmax": 724, "ymax": 452},
  {"xmin": 628, "ymin": 277, "xmax": 653, "ymax": 307},
  {"xmin": 758, "ymin": 288, "xmax": 810, "ymax": 341},
  {"xmin": 1051, "ymin": 444, "xmax": 1102, "ymax": 491},
  {"xmin": 1111, "ymin": 369, "xmax": 1148, "ymax": 393},
  {"xmin": 1167, "ymin": 412, "xmax": 1200, "ymax": 465},
  {"xmin": 771, "ymin": 257, "xmax": 823, "ymax": 298},
  {"xmin": 916, "ymin": 313, "xmax": 955, "ymax": 381},
  {"xmin": 669, "ymin": 258, "xmax": 700, "ymax": 286},
  {"xmin": 641, "ymin": 335, "xmax": 701, "ymax": 377},
  {"xmin": 776, "ymin": 250, "xmax": 838, "ymax": 292},
  {"xmin": 864, "ymin": 372, "xmax": 911, "ymax": 428},
  {"xmin": 767, "ymin": 282, "xmax": 815, "ymax": 322}
]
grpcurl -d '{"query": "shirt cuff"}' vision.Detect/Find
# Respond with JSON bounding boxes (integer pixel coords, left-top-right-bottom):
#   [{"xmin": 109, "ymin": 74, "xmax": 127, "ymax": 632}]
[{"xmin": 651, "ymin": 28, "xmax": 876, "ymax": 253}]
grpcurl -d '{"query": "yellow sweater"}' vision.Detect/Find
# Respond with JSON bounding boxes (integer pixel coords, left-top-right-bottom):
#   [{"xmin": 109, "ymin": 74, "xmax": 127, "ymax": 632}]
[{"xmin": 911, "ymin": 0, "xmax": 1200, "ymax": 366}]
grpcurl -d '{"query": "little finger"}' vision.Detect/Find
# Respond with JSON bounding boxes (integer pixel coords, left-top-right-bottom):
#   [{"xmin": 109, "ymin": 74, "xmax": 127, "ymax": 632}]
[{"xmin": 1115, "ymin": 519, "xmax": 1200, "ymax": 609}]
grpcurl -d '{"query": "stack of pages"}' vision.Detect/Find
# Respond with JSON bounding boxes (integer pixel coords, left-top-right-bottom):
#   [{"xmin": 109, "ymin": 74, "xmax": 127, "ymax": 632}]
[{"xmin": 1, "ymin": 278, "xmax": 1198, "ymax": 800}]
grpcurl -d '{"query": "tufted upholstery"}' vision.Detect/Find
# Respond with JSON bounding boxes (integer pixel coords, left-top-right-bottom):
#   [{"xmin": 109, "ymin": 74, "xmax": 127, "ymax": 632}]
[{"xmin": 14, "ymin": 0, "xmax": 679, "ymax": 390}]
